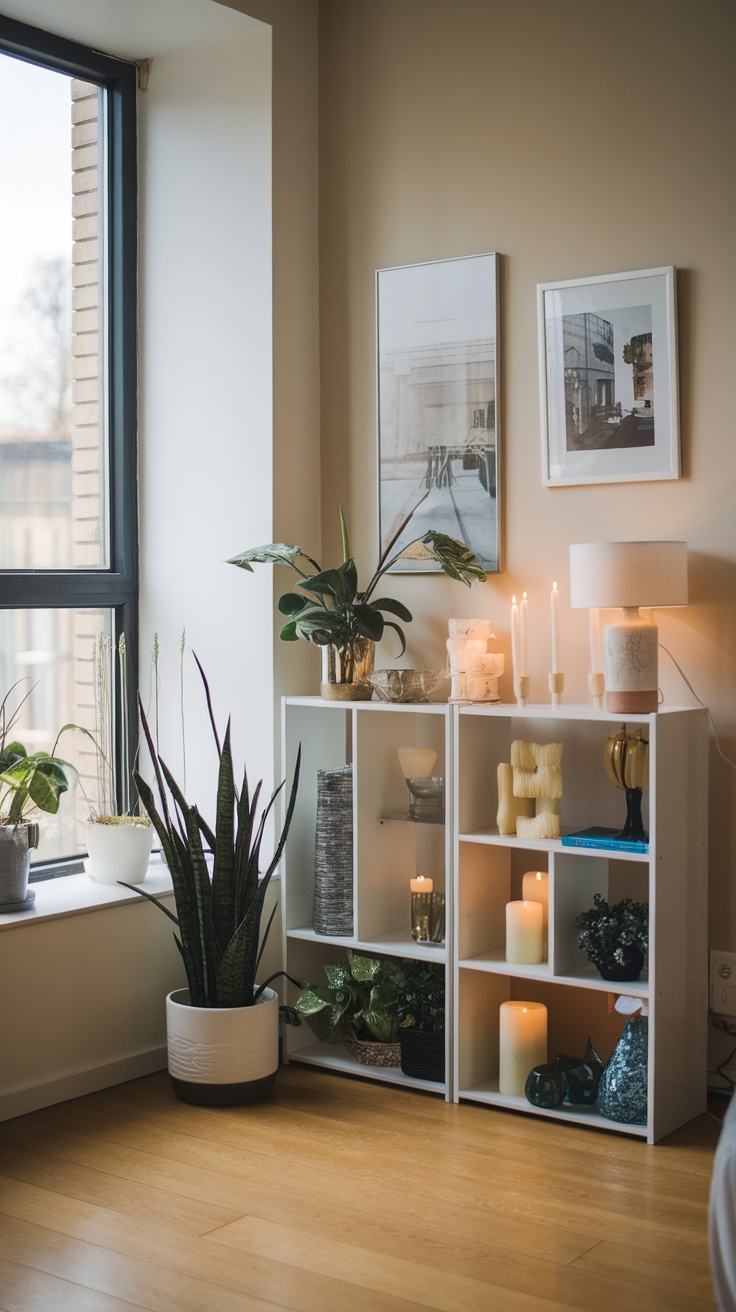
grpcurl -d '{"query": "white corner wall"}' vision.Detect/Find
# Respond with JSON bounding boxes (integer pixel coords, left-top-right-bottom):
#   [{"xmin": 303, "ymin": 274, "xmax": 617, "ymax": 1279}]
[{"xmin": 138, "ymin": 24, "xmax": 274, "ymax": 799}]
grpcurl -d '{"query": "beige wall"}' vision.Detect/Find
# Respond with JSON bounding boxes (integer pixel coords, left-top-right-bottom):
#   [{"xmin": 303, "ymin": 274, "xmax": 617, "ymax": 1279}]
[{"xmin": 318, "ymin": 0, "xmax": 736, "ymax": 988}]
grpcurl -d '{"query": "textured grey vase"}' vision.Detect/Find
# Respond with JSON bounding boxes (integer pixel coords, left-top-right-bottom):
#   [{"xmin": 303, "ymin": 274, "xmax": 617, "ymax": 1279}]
[
  {"xmin": 0, "ymin": 823, "xmax": 39, "ymax": 907},
  {"xmin": 598, "ymin": 1016, "xmax": 648, "ymax": 1125}
]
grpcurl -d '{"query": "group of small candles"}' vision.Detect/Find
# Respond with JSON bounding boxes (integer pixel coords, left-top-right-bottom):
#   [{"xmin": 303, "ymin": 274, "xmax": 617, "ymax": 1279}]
[{"xmin": 509, "ymin": 586, "xmax": 605, "ymax": 706}]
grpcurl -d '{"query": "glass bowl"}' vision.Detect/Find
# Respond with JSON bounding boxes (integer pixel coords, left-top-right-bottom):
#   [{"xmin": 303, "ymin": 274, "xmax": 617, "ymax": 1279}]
[{"xmin": 368, "ymin": 668, "xmax": 448, "ymax": 703}]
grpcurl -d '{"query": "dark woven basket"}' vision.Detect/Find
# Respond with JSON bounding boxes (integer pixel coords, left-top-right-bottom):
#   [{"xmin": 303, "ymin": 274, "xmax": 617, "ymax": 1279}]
[
  {"xmin": 347, "ymin": 1037, "xmax": 401, "ymax": 1068},
  {"xmin": 399, "ymin": 1027, "xmax": 445, "ymax": 1083},
  {"xmin": 314, "ymin": 765, "xmax": 353, "ymax": 935}
]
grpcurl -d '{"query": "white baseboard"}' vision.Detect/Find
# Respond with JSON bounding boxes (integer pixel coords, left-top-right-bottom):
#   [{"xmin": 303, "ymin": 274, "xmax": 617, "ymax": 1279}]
[{"xmin": 0, "ymin": 1048, "xmax": 168, "ymax": 1123}]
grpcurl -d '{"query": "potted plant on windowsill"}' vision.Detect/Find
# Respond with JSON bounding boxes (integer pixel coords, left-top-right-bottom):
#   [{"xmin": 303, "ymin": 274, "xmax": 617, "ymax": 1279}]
[
  {"xmin": 228, "ymin": 500, "xmax": 487, "ymax": 700},
  {"xmin": 576, "ymin": 893, "xmax": 649, "ymax": 982},
  {"xmin": 83, "ymin": 633, "xmax": 152, "ymax": 885},
  {"xmin": 396, "ymin": 959, "xmax": 446, "ymax": 1083},
  {"xmin": 0, "ymin": 682, "xmax": 73, "ymax": 912},
  {"xmin": 295, "ymin": 949, "xmax": 405, "ymax": 1066},
  {"xmin": 124, "ymin": 655, "xmax": 302, "ymax": 1106}
]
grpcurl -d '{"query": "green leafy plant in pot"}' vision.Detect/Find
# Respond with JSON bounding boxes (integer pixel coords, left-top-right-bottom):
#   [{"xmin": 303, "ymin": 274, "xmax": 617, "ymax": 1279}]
[
  {"xmin": 126, "ymin": 655, "xmax": 302, "ymax": 1105},
  {"xmin": 396, "ymin": 959, "xmax": 446, "ymax": 1083},
  {"xmin": 0, "ymin": 681, "xmax": 73, "ymax": 912},
  {"xmin": 576, "ymin": 892, "xmax": 648, "ymax": 982},
  {"xmin": 228, "ymin": 500, "xmax": 487, "ymax": 700},
  {"xmin": 295, "ymin": 949, "xmax": 406, "ymax": 1066}
]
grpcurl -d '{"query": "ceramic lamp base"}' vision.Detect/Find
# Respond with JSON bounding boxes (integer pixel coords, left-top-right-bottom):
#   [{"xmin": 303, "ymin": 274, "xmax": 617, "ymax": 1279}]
[{"xmin": 604, "ymin": 608, "xmax": 659, "ymax": 714}]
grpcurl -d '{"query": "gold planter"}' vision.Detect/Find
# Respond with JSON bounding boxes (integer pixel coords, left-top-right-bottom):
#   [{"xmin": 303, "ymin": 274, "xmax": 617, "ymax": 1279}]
[{"xmin": 320, "ymin": 637, "xmax": 375, "ymax": 701}]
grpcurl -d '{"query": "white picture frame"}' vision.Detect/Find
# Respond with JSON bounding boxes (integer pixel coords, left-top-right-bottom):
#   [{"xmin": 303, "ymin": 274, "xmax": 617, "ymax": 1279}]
[
  {"xmin": 377, "ymin": 252, "xmax": 501, "ymax": 573},
  {"xmin": 538, "ymin": 266, "xmax": 680, "ymax": 487}
]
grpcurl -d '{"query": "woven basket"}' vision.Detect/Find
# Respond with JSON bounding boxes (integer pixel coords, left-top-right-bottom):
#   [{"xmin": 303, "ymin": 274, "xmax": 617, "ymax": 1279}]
[
  {"xmin": 314, "ymin": 765, "xmax": 353, "ymax": 935},
  {"xmin": 399, "ymin": 1027, "xmax": 445, "ymax": 1083},
  {"xmin": 347, "ymin": 1037, "xmax": 401, "ymax": 1068}
]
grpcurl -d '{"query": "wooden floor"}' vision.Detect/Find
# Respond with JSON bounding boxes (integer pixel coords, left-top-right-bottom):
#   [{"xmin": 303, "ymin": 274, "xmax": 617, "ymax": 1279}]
[{"xmin": 0, "ymin": 1063, "xmax": 723, "ymax": 1312}]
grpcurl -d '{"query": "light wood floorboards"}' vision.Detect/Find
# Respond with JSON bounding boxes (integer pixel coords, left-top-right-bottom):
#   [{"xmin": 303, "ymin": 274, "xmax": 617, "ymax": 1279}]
[{"xmin": 0, "ymin": 1064, "xmax": 723, "ymax": 1311}]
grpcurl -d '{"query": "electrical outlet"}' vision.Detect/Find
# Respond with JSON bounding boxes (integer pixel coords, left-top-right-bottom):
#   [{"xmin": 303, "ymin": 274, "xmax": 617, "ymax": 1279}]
[{"xmin": 710, "ymin": 950, "xmax": 736, "ymax": 1019}]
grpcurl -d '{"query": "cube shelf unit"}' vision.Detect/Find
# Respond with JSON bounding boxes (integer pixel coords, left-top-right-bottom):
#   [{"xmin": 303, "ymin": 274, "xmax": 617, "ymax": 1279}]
[
  {"xmin": 454, "ymin": 702, "xmax": 708, "ymax": 1144},
  {"xmin": 282, "ymin": 697, "xmax": 708, "ymax": 1143},
  {"xmin": 281, "ymin": 697, "xmax": 453, "ymax": 1098}
]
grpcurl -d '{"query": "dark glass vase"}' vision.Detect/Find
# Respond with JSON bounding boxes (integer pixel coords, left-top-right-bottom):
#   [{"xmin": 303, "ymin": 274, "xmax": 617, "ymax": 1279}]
[{"xmin": 598, "ymin": 1016, "xmax": 648, "ymax": 1125}]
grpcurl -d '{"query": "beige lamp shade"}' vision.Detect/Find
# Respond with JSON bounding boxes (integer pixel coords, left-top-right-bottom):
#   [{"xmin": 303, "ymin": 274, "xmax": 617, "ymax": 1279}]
[
  {"xmin": 569, "ymin": 541, "xmax": 688, "ymax": 609},
  {"xmin": 569, "ymin": 541, "xmax": 688, "ymax": 713}
]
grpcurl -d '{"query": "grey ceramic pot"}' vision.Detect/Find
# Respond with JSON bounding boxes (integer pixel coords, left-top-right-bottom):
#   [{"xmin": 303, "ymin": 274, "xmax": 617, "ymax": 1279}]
[{"xmin": 0, "ymin": 822, "xmax": 39, "ymax": 907}]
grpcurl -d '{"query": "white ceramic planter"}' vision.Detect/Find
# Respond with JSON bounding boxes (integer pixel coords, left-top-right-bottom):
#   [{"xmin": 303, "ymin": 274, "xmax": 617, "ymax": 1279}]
[
  {"xmin": 85, "ymin": 820, "xmax": 153, "ymax": 885},
  {"xmin": 166, "ymin": 986, "xmax": 279, "ymax": 1106}
]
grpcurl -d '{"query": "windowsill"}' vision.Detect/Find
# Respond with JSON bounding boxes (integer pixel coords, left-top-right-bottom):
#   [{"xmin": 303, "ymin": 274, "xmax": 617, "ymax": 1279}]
[{"xmin": 0, "ymin": 854, "xmax": 174, "ymax": 930}]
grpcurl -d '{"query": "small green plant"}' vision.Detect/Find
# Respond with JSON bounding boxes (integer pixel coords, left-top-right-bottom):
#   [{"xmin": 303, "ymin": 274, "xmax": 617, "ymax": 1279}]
[
  {"xmin": 396, "ymin": 960, "xmax": 445, "ymax": 1034},
  {"xmin": 576, "ymin": 893, "xmax": 648, "ymax": 972},
  {"xmin": 127, "ymin": 655, "xmax": 301, "ymax": 1010},
  {"xmin": 296, "ymin": 950, "xmax": 407, "ymax": 1043},
  {"xmin": 0, "ymin": 682, "xmax": 72, "ymax": 824},
  {"xmin": 228, "ymin": 500, "xmax": 487, "ymax": 657}
]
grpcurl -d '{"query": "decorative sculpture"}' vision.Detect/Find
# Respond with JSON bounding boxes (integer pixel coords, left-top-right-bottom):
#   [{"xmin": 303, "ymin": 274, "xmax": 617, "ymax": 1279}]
[{"xmin": 496, "ymin": 740, "xmax": 563, "ymax": 839}]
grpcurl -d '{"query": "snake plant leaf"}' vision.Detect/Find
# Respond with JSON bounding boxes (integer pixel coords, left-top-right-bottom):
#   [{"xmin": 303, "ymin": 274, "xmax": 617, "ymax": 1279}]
[{"xmin": 211, "ymin": 723, "xmax": 236, "ymax": 954}]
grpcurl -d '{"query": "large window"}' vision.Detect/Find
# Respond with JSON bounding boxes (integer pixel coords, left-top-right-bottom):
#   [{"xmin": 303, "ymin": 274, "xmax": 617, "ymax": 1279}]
[{"xmin": 0, "ymin": 17, "xmax": 137, "ymax": 869}]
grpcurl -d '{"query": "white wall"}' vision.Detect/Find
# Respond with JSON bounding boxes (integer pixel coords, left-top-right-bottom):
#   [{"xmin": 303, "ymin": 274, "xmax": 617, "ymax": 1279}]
[{"xmin": 138, "ymin": 25, "xmax": 275, "ymax": 804}]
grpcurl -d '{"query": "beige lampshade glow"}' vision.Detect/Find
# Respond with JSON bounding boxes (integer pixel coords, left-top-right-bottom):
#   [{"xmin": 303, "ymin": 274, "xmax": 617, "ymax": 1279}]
[{"xmin": 569, "ymin": 541, "xmax": 688, "ymax": 609}]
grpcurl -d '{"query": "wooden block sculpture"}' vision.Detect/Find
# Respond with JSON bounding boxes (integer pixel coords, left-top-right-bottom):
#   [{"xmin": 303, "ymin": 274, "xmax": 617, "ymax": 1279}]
[{"xmin": 496, "ymin": 740, "xmax": 563, "ymax": 839}]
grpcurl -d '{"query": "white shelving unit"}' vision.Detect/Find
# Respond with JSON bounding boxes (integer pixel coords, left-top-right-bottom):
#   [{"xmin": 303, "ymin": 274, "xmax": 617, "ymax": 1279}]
[
  {"xmin": 282, "ymin": 697, "xmax": 453, "ymax": 1099},
  {"xmin": 454, "ymin": 702, "xmax": 708, "ymax": 1144},
  {"xmin": 282, "ymin": 697, "xmax": 708, "ymax": 1142}
]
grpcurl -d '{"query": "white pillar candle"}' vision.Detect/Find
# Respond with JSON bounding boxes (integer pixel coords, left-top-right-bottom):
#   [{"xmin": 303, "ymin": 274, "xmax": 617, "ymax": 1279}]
[
  {"xmin": 511, "ymin": 596, "xmax": 519, "ymax": 675},
  {"xmin": 446, "ymin": 636, "xmax": 487, "ymax": 654},
  {"xmin": 522, "ymin": 870, "xmax": 549, "ymax": 955},
  {"xmin": 505, "ymin": 899, "xmax": 544, "ymax": 964},
  {"xmin": 465, "ymin": 651, "xmax": 503, "ymax": 675},
  {"xmin": 410, "ymin": 875, "xmax": 433, "ymax": 893},
  {"xmin": 498, "ymin": 1001, "xmax": 548, "ymax": 1096},
  {"xmin": 398, "ymin": 746, "xmax": 437, "ymax": 778},
  {"xmin": 589, "ymin": 607, "xmax": 603, "ymax": 674},
  {"xmin": 551, "ymin": 582, "xmax": 560, "ymax": 673},
  {"xmin": 519, "ymin": 592, "xmax": 529, "ymax": 676}
]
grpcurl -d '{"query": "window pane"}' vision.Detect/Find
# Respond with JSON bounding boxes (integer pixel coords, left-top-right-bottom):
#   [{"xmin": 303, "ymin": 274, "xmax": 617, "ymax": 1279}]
[
  {"xmin": 0, "ymin": 607, "xmax": 112, "ymax": 864},
  {"xmin": 0, "ymin": 56, "xmax": 108, "ymax": 570}
]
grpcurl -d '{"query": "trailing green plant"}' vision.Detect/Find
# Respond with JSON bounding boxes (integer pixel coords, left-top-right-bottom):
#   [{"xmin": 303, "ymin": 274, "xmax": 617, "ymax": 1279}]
[
  {"xmin": 126, "ymin": 655, "xmax": 302, "ymax": 1010},
  {"xmin": 0, "ymin": 681, "xmax": 72, "ymax": 825},
  {"xmin": 228, "ymin": 499, "xmax": 487, "ymax": 657},
  {"xmin": 396, "ymin": 959, "xmax": 445, "ymax": 1034},
  {"xmin": 295, "ymin": 950, "xmax": 408, "ymax": 1043},
  {"xmin": 576, "ymin": 893, "xmax": 648, "ymax": 972}
]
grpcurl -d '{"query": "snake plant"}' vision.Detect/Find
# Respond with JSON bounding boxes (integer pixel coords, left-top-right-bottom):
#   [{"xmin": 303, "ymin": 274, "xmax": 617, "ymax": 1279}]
[{"xmin": 126, "ymin": 657, "xmax": 301, "ymax": 1009}]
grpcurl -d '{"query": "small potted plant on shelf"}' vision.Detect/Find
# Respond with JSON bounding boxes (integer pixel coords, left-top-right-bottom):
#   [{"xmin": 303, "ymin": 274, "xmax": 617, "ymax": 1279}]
[
  {"xmin": 396, "ymin": 959, "xmax": 445, "ymax": 1083},
  {"xmin": 295, "ymin": 949, "xmax": 405, "ymax": 1066},
  {"xmin": 228, "ymin": 500, "xmax": 487, "ymax": 700},
  {"xmin": 125, "ymin": 655, "xmax": 302, "ymax": 1105},
  {"xmin": 83, "ymin": 633, "xmax": 153, "ymax": 885},
  {"xmin": 576, "ymin": 892, "xmax": 649, "ymax": 982},
  {"xmin": 0, "ymin": 682, "xmax": 73, "ymax": 911}
]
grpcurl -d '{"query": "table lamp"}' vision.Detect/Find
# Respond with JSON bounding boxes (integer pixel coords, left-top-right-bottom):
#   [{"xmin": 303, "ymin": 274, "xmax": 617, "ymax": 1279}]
[{"xmin": 569, "ymin": 541, "xmax": 688, "ymax": 713}]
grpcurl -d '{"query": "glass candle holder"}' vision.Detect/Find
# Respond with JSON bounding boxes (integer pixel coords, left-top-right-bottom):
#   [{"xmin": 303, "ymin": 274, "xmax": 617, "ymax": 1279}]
[
  {"xmin": 405, "ymin": 775, "xmax": 444, "ymax": 823},
  {"xmin": 411, "ymin": 891, "xmax": 446, "ymax": 944}
]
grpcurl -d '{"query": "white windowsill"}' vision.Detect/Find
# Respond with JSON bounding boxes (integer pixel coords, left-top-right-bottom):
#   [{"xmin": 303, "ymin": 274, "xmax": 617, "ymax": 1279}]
[{"xmin": 0, "ymin": 854, "xmax": 175, "ymax": 930}]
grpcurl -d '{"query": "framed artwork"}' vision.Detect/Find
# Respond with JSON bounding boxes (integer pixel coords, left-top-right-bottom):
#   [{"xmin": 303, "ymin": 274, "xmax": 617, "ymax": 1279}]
[
  {"xmin": 376, "ymin": 252, "xmax": 500, "ymax": 573},
  {"xmin": 538, "ymin": 266, "xmax": 679, "ymax": 487}
]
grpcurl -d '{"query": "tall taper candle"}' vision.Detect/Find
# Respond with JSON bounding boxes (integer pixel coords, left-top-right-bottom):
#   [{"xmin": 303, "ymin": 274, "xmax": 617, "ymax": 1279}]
[
  {"xmin": 551, "ymin": 582, "xmax": 560, "ymax": 674},
  {"xmin": 519, "ymin": 592, "xmax": 529, "ymax": 676}
]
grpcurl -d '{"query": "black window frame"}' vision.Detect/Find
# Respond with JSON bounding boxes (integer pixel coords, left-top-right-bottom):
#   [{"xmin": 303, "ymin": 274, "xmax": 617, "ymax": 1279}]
[{"xmin": 0, "ymin": 15, "xmax": 138, "ymax": 863}]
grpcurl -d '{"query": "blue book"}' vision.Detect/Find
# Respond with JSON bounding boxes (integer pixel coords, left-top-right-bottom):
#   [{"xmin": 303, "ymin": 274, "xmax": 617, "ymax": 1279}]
[{"xmin": 561, "ymin": 826, "xmax": 649, "ymax": 855}]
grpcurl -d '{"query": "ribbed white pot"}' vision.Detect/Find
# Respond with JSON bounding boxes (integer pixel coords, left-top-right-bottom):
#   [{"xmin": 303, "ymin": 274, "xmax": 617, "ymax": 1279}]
[
  {"xmin": 166, "ymin": 986, "xmax": 279, "ymax": 1106},
  {"xmin": 86, "ymin": 820, "xmax": 153, "ymax": 885}
]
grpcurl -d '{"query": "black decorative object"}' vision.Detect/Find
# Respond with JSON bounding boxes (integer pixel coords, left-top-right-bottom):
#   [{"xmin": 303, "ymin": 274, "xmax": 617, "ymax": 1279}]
[
  {"xmin": 314, "ymin": 765, "xmax": 354, "ymax": 935},
  {"xmin": 399, "ymin": 1027, "xmax": 445, "ymax": 1083},
  {"xmin": 525, "ymin": 1061, "xmax": 567, "ymax": 1109},
  {"xmin": 558, "ymin": 1038, "xmax": 604, "ymax": 1106}
]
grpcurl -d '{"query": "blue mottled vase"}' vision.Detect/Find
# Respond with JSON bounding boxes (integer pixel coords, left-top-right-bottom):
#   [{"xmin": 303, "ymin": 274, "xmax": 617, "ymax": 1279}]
[{"xmin": 598, "ymin": 1016, "xmax": 648, "ymax": 1125}]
